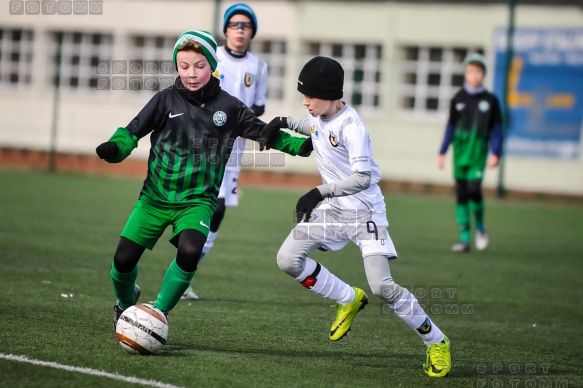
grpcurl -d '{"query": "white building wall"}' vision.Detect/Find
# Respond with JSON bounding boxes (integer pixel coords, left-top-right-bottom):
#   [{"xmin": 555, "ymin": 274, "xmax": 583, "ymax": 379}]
[{"xmin": 0, "ymin": 0, "xmax": 581, "ymax": 194}]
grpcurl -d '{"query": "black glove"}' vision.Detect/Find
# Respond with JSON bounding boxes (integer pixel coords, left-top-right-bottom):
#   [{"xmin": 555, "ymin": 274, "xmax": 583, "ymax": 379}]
[
  {"xmin": 268, "ymin": 116, "xmax": 287, "ymax": 128},
  {"xmin": 298, "ymin": 137, "xmax": 314, "ymax": 156},
  {"xmin": 259, "ymin": 116, "xmax": 288, "ymax": 150},
  {"xmin": 295, "ymin": 188, "xmax": 323, "ymax": 223},
  {"xmin": 96, "ymin": 141, "xmax": 119, "ymax": 160}
]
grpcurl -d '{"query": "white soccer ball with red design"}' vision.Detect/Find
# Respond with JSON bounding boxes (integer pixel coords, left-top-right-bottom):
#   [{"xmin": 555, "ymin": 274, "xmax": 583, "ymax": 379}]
[{"xmin": 115, "ymin": 303, "xmax": 168, "ymax": 355}]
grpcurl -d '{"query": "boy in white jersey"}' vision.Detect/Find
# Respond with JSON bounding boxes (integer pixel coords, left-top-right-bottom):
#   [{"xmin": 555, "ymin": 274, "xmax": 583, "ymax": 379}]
[
  {"xmin": 263, "ymin": 57, "xmax": 452, "ymax": 377},
  {"xmin": 183, "ymin": 3, "xmax": 268, "ymax": 300}
]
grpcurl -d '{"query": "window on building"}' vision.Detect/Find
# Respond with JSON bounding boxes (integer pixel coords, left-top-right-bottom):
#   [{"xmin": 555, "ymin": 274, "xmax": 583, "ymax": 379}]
[
  {"xmin": 48, "ymin": 31, "xmax": 113, "ymax": 91},
  {"xmin": 250, "ymin": 39, "xmax": 287, "ymax": 101},
  {"xmin": 126, "ymin": 34, "xmax": 176, "ymax": 92},
  {"xmin": 0, "ymin": 28, "xmax": 34, "ymax": 88},
  {"xmin": 306, "ymin": 41, "xmax": 382, "ymax": 111},
  {"xmin": 399, "ymin": 46, "xmax": 484, "ymax": 114}
]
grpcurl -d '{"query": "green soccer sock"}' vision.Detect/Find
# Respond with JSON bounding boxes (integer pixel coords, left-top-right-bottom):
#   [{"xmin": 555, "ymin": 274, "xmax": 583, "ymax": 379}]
[
  {"xmin": 110, "ymin": 262, "xmax": 138, "ymax": 310},
  {"xmin": 455, "ymin": 203, "xmax": 471, "ymax": 242},
  {"xmin": 154, "ymin": 259, "xmax": 196, "ymax": 313},
  {"xmin": 469, "ymin": 199, "xmax": 485, "ymax": 232}
]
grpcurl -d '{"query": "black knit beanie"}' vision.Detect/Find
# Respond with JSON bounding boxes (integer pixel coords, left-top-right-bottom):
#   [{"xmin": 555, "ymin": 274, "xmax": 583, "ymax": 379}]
[{"xmin": 297, "ymin": 56, "xmax": 344, "ymax": 100}]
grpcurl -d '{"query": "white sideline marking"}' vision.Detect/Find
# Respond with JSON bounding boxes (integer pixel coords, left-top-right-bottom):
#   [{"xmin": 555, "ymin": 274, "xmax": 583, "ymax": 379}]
[{"xmin": 0, "ymin": 353, "xmax": 185, "ymax": 388}]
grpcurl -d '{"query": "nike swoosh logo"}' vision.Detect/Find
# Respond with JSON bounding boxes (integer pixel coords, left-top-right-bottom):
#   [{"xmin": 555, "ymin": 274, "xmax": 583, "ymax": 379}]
[
  {"xmin": 330, "ymin": 316, "xmax": 350, "ymax": 336},
  {"xmin": 329, "ymin": 295, "xmax": 368, "ymax": 336},
  {"xmin": 200, "ymin": 220, "xmax": 209, "ymax": 229},
  {"xmin": 169, "ymin": 112, "xmax": 184, "ymax": 118}
]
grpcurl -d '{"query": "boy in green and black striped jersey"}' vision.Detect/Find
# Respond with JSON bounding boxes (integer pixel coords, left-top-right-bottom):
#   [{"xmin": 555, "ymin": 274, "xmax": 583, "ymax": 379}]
[{"xmin": 96, "ymin": 30, "xmax": 311, "ymax": 327}]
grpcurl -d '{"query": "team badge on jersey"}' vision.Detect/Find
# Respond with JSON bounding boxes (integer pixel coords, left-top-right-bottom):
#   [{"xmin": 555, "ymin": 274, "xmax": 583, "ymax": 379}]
[
  {"xmin": 213, "ymin": 111, "xmax": 227, "ymax": 126},
  {"xmin": 244, "ymin": 72, "xmax": 255, "ymax": 87},
  {"xmin": 329, "ymin": 130, "xmax": 339, "ymax": 147},
  {"xmin": 478, "ymin": 100, "xmax": 490, "ymax": 112},
  {"xmin": 311, "ymin": 125, "xmax": 319, "ymax": 140}
]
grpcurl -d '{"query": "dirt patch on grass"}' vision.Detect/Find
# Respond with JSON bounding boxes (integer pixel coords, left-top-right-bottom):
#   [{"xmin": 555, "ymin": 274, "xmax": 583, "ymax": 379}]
[{"xmin": 1, "ymin": 147, "xmax": 581, "ymax": 204}]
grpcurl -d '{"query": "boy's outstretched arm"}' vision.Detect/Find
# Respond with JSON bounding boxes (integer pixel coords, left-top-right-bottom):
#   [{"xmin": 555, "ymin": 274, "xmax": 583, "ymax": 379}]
[
  {"xmin": 252, "ymin": 116, "xmax": 312, "ymax": 157},
  {"xmin": 271, "ymin": 130, "xmax": 313, "ymax": 157},
  {"xmin": 96, "ymin": 93, "xmax": 164, "ymax": 163},
  {"xmin": 96, "ymin": 127, "xmax": 138, "ymax": 163},
  {"xmin": 236, "ymin": 105, "xmax": 312, "ymax": 157},
  {"xmin": 286, "ymin": 116, "xmax": 312, "ymax": 136}
]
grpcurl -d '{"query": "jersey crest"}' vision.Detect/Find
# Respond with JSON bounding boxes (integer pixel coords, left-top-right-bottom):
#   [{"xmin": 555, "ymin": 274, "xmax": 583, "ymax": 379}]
[
  {"xmin": 329, "ymin": 130, "xmax": 339, "ymax": 147},
  {"xmin": 244, "ymin": 72, "xmax": 255, "ymax": 87},
  {"xmin": 478, "ymin": 100, "xmax": 490, "ymax": 112},
  {"xmin": 213, "ymin": 111, "xmax": 227, "ymax": 126}
]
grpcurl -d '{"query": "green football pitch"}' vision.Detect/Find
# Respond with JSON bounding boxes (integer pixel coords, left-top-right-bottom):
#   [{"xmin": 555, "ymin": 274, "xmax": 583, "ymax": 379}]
[{"xmin": 0, "ymin": 168, "xmax": 581, "ymax": 387}]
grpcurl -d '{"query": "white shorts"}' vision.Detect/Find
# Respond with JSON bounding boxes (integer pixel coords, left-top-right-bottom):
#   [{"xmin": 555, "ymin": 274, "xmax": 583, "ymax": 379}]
[
  {"xmin": 218, "ymin": 170, "xmax": 239, "ymax": 207},
  {"xmin": 292, "ymin": 205, "xmax": 398, "ymax": 258}
]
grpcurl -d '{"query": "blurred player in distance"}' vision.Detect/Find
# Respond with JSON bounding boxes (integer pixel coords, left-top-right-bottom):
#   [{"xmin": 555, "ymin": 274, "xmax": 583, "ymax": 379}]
[
  {"xmin": 437, "ymin": 53, "xmax": 503, "ymax": 252},
  {"xmin": 182, "ymin": 3, "xmax": 268, "ymax": 300},
  {"xmin": 95, "ymin": 30, "xmax": 311, "ymax": 330},
  {"xmin": 261, "ymin": 56, "xmax": 452, "ymax": 378}
]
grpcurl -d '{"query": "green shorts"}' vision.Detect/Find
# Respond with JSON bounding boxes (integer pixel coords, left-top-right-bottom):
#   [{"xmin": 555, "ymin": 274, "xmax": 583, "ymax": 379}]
[
  {"xmin": 454, "ymin": 165, "xmax": 485, "ymax": 181},
  {"xmin": 120, "ymin": 199, "xmax": 214, "ymax": 250}
]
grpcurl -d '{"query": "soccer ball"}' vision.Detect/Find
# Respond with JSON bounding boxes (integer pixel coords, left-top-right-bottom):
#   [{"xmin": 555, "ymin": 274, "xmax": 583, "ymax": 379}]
[{"xmin": 115, "ymin": 303, "xmax": 168, "ymax": 355}]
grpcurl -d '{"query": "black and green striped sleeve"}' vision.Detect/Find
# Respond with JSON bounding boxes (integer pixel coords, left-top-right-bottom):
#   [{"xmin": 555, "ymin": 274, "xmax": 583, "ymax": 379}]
[
  {"xmin": 234, "ymin": 103, "xmax": 311, "ymax": 157},
  {"xmin": 104, "ymin": 92, "xmax": 166, "ymax": 163}
]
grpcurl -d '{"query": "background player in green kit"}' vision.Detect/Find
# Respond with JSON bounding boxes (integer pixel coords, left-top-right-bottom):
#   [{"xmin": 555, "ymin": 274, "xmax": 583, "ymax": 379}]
[
  {"xmin": 95, "ymin": 30, "xmax": 311, "ymax": 328},
  {"xmin": 437, "ymin": 53, "xmax": 503, "ymax": 252}
]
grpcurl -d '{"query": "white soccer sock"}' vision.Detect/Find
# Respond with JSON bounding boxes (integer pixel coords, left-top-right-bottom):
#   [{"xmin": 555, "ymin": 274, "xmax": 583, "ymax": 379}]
[
  {"xmin": 202, "ymin": 231, "xmax": 218, "ymax": 256},
  {"xmin": 388, "ymin": 288, "xmax": 444, "ymax": 345},
  {"xmin": 295, "ymin": 257, "xmax": 355, "ymax": 305}
]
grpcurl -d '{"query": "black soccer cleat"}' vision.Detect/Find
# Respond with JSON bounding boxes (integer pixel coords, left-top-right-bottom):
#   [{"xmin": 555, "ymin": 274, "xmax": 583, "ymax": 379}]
[{"xmin": 113, "ymin": 284, "xmax": 141, "ymax": 330}]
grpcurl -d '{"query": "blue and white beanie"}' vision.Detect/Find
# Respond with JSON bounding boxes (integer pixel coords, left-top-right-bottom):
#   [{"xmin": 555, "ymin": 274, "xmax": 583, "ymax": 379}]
[{"xmin": 223, "ymin": 3, "xmax": 258, "ymax": 38}]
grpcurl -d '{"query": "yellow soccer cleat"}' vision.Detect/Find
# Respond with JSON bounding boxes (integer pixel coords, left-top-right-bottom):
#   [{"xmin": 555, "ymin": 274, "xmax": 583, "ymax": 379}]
[
  {"xmin": 423, "ymin": 335, "xmax": 452, "ymax": 377},
  {"xmin": 329, "ymin": 287, "xmax": 368, "ymax": 341}
]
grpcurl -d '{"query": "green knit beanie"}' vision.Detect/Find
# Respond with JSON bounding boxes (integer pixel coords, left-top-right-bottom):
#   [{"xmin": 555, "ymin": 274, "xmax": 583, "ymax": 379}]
[
  {"xmin": 463, "ymin": 53, "xmax": 487, "ymax": 74},
  {"xmin": 173, "ymin": 30, "xmax": 218, "ymax": 71}
]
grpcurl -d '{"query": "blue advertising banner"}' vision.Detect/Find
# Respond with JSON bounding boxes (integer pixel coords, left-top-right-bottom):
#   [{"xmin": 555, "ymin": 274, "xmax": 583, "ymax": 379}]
[{"xmin": 493, "ymin": 29, "xmax": 583, "ymax": 159}]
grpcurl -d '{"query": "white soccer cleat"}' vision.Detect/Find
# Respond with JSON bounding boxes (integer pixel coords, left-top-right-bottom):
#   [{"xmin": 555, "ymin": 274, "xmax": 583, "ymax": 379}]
[
  {"xmin": 451, "ymin": 242, "xmax": 470, "ymax": 253},
  {"xmin": 476, "ymin": 230, "xmax": 489, "ymax": 251},
  {"xmin": 181, "ymin": 286, "xmax": 199, "ymax": 300}
]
